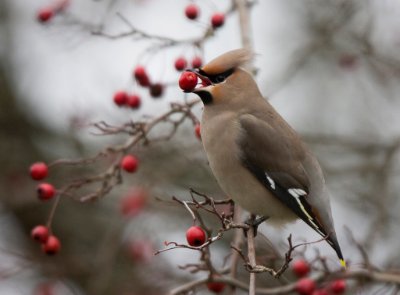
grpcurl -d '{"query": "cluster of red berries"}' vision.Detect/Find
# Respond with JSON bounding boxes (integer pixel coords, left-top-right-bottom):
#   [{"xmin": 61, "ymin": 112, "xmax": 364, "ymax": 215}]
[
  {"xmin": 184, "ymin": 3, "xmax": 225, "ymax": 29},
  {"xmin": 185, "ymin": 226, "xmax": 226, "ymax": 293},
  {"xmin": 28, "ymin": 154, "xmax": 139, "ymax": 254},
  {"xmin": 31, "ymin": 225, "xmax": 61, "ymax": 255},
  {"xmin": 29, "ymin": 162, "xmax": 61, "ymax": 255},
  {"xmin": 30, "ymin": 162, "xmax": 56, "ymax": 201},
  {"xmin": 36, "ymin": 0, "xmax": 69, "ymax": 23},
  {"xmin": 133, "ymin": 65, "xmax": 164, "ymax": 98},
  {"xmin": 174, "ymin": 56, "xmax": 202, "ymax": 71},
  {"xmin": 113, "ymin": 91, "xmax": 141, "ymax": 109},
  {"xmin": 112, "ymin": 65, "xmax": 164, "ymax": 107},
  {"xmin": 129, "ymin": 57, "xmax": 200, "ymax": 101},
  {"xmin": 292, "ymin": 259, "xmax": 347, "ymax": 295}
]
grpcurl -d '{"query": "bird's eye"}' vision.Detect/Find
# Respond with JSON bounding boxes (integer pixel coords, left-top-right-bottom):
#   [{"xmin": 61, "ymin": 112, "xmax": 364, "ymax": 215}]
[
  {"xmin": 210, "ymin": 68, "xmax": 234, "ymax": 84},
  {"xmin": 215, "ymin": 75, "xmax": 226, "ymax": 83},
  {"xmin": 200, "ymin": 68, "xmax": 234, "ymax": 84}
]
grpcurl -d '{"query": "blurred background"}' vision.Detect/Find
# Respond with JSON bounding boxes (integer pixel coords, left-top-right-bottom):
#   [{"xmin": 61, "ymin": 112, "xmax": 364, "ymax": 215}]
[{"xmin": 1, "ymin": 0, "xmax": 400, "ymax": 294}]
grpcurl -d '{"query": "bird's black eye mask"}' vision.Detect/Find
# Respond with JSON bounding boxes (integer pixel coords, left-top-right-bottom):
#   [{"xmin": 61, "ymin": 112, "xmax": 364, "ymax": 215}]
[{"xmin": 198, "ymin": 68, "xmax": 234, "ymax": 84}]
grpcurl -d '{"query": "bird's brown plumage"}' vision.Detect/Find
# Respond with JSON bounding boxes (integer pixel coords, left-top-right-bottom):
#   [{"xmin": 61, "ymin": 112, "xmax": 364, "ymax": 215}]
[
  {"xmin": 190, "ymin": 48, "xmax": 345, "ymax": 264},
  {"xmin": 201, "ymin": 49, "xmax": 254, "ymax": 76}
]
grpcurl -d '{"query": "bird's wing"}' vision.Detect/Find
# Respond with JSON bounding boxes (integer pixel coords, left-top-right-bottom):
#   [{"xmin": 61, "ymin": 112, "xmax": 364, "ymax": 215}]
[{"xmin": 237, "ymin": 113, "xmax": 330, "ymax": 239}]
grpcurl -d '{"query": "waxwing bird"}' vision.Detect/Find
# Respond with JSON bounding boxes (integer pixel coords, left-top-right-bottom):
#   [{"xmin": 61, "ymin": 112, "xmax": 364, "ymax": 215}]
[{"xmin": 187, "ymin": 48, "xmax": 345, "ymax": 266}]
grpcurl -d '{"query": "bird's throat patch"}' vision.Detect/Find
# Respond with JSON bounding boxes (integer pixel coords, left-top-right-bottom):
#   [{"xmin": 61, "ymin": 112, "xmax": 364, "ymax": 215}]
[{"xmin": 196, "ymin": 90, "xmax": 213, "ymax": 105}]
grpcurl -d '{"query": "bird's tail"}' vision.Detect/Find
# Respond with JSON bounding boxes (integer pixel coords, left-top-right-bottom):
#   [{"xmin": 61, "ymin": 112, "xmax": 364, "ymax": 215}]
[{"xmin": 327, "ymin": 233, "xmax": 346, "ymax": 269}]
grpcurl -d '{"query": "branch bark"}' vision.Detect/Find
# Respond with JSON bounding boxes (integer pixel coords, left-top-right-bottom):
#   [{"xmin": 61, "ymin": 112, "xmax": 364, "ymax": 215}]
[{"xmin": 247, "ymin": 215, "xmax": 257, "ymax": 295}]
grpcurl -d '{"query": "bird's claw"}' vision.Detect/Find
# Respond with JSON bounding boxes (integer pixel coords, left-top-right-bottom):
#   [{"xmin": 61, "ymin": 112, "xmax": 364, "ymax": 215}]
[{"xmin": 244, "ymin": 215, "xmax": 268, "ymax": 237}]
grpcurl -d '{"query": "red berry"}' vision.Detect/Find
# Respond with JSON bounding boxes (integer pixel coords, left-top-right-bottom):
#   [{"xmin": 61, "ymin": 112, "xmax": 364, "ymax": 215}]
[
  {"xmin": 211, "ymin": 13, "xmax": 225, "ymax": 28},
  {"xmin": 179, "ymin": 71, "xmax": 198, "ymax": 92},
  {"xmin": 42, "ymin": 235, "xmax": 61, "ymax": 255},
  {"xmin": 134, "ymin": 66, "xmax": 147, "ymax": 80},
  {"xmin": 296, "ymin": 278, "xmax": 316, "ymax": 295},
  {"xmin": 194, "ymin": 123, "xmax": 201, "ymax": 139},
  {"xmin": 185, "ymin": 4, "xmax": 199, "ymax": 20},
  {"xmin": 30, "ymin": 162, "xmax": 48, "ymax": 180},
  {"xmin": 37, "ymin": 183, "xmax": 55, "ymax": 200},
  {"xmin": 186, "ymin": 226, "xmax": 206, "ymax": 247},
  {"xmin": 121, "ymin": 155, "xmax": 139, "ymax": 173},
  {"xmin": 120, "ymin": 187, "xmax": 148, "ymax": 217},
  {"xmin": 31, "ymin": 225, "xmax": 49, "ymax": 243},
  {"xmin": 139, "ymin": 79, "xmax": 150, "ymax": 87},
  {"xmin": 127, "ymin": 94, "xmax": 141, "ymax": 109},
  {"xmin": 149, "ymin": 83, "xmax": 164, "ymax": 98},
  {"xmin": 292, "ymin": 259, "xmax": 310, "ymax": 278},
  {"xmin": 113, "ymin": 91, "xmax": 128, "ymax": 106},
  {"xmin": 311, "ymin": 290, "xmax": 329, "ymax": 295},
  {"xmin": 330, "ymin": 279, "xmax": 346, "ymax": 294},
  {"xmin": 191, "ymin": 56, "xmax": 202, "ymax": 68},
  {"xmin": 37, "ymin": 8, "xmax": 54, "ymax": 23},
  {"xmin": 134, "ymin": 66, "xmax": 150, "ymax": 87},
  {"xmin": 174, "ymin": 57, "xmax": 187, "ymax": 71},
  {"xmin": 138, "ymin": 76, "xmax": 150, "ymax": 87},
  {"xmin": 207, "ymin": 281, "xmax": 226, "ymax": 293}
]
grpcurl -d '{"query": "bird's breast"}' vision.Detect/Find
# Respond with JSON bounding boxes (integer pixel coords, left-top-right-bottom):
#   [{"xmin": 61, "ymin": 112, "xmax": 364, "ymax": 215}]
[{"xmin": 201, "ymin": 111, "xmax": 295, "ymax": 221}]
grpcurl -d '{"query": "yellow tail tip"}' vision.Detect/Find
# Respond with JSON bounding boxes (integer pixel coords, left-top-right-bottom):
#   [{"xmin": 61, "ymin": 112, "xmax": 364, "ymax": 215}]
[{"xmin": 340, "ymin": 259, "xmax": 347, "ymax": 269}]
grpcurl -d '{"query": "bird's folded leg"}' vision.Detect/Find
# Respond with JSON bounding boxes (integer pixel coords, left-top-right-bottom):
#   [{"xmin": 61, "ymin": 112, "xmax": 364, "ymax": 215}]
[{"xmin": 244, "ymin": 215, "xmax": 269, "ymax": 237}]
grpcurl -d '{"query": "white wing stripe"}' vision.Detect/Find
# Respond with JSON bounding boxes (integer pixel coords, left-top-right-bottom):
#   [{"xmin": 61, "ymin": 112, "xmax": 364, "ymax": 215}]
[
  {"xmin": 265, "ymin": 174, "xmax": 276, "ymax": 189},
  {"xmin": 288, "ymin": 188, "xmax": 307, "ymax": 197},
  {"xmin": 288, "ymin": 188, "xmax": 323, "ymax": 233}
]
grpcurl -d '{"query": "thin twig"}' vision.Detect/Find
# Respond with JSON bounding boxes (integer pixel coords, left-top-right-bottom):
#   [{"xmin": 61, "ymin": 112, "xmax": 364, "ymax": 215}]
[{"xmin": 247, "ymin": 215, "xmax": 257, "ymax": 295}]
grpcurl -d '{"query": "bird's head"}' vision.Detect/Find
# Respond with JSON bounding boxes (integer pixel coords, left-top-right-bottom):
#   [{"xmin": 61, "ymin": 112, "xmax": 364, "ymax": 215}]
[{"xmin": 188, "ymin": 49, "xmax": 259, "ymax": 105}]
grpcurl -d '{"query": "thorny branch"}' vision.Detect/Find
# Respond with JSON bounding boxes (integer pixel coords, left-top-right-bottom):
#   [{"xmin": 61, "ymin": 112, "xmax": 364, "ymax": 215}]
[
  {"xmin": 242, "ymin": 235, "xmax": 330, "ymax": 278},
  {"xmin": 43, "ymin": 98, "xmax": 200, "ymax": 228},
  {"xmin": 168, "ymin": 267, "xmax": 400, "ymax": 295},
  {"xmin": 56, "ymin": 99, "xmax": 199, "ymax": 202},
  {"xmin": 163, "ymin": 191, "xmax": 400, "ymax": 295},
  {"xmin": 91, "ymin": 3, "xmax": 238, "ymax": 54},
  {"xmin": 159, "ymin": 191, "xmax": 327, "ymax": 293}
]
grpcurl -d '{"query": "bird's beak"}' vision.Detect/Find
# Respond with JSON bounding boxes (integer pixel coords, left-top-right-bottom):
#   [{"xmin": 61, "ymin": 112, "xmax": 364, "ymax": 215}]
[{"xmin": 187, "ymin": 69, "xmax": 212, "ymax": 92}]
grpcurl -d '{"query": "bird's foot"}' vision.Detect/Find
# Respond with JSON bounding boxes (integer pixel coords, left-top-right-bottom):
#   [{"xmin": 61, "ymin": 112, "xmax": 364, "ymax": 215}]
[
  {"xmin": 244, "ymin": 215, "xmax": 268, "ymax": 237},
  {"xmin": 245, "ymin": 263, "xmax": 279, "ymax": 277}
]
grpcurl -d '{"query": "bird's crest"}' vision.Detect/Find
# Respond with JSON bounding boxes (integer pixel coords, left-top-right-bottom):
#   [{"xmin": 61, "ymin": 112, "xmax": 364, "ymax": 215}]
[{"xmin": 201, "ymin": 48, "xmax": 254, "ymax": 75}]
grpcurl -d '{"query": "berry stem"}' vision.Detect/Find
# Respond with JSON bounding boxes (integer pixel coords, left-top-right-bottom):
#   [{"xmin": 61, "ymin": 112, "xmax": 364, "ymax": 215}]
[
  {"xmin": 182, "ymin": 200, "xmax": 197, "ymax": 223},
  {"xmin": 46, "ymin": 193, "xmax": 62, "ymax": 230}
]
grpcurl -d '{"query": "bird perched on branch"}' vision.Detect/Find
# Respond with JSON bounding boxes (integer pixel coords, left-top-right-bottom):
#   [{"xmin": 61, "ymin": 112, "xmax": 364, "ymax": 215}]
[{"xmin": 186, "ymin": 48, "xmax": 345, "ymax": 266}]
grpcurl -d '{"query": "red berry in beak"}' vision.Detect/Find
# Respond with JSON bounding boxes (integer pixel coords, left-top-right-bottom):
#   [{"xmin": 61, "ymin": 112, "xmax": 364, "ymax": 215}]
[{"xmin": 179, "ymin": 71, "xmax": 198, "ymax": 92}]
